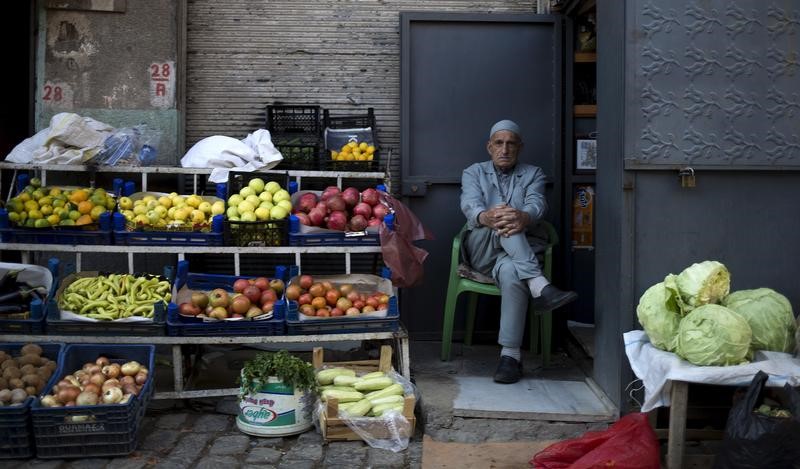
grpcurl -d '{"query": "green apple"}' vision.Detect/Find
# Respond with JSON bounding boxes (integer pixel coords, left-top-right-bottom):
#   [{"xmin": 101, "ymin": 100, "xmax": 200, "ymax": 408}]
[
  {"xmin": 258, "ymin": 191, "xmax": 273, "ymax": 203},
  {"xmin": 241, "ymin": 211, "xmax": 257, "ymax": 222},
  {"xmin": 265, "ymin": 181, "xmax": 281, "ymax": 194},
  {"xmin": 254, "ymin": 207, "xmax": 271, "ymax": 221},
  {"xmin": 228, "ymin": 194, "xmax": 243, "ymax": 207},
  {"xmin": 118, "ymin": 196, "xmax": 133, "ymax": 210},
  {"xmin": 258, "ymin": 201, "xmax": 274, "ymax": 211},
  {"xmin": 226, "ymin": 206, "xmax": 239, "ymax": 218},
  {"xmin": 239, "ymin": 186, "xmax": 255, "ymax": 199},
  {"xmin": 269, "ymin": 205, "xmax": 288, "ymax": 220},
  {"xmin": 276, "ymin": 199, "xmax": 292, "ymax": 212},
  {"xmin": 237, "ymin": 201, "xmax": 255, "ymax": 214},
  {"xmin": 211, "ymin": 201, "xmax": 226, "ymax": 215},
  {"xmin": 273, "ymin": 189, "xmax": 291, "ymax": 203},
  {"xmin": 245, "ymin": 194, "xmax": 261, "ymax": 207},
  {"xmin": 198, "ymin": 201, "xmax": 212, "ymax": 214},
  {"xmin": 248, "ymin": 178, "xmax": 266, "ymax": 194}
]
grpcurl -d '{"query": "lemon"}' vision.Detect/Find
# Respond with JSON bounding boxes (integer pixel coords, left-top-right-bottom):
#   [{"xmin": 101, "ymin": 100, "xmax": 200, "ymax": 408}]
[
  {"xmin": 211, "ymin": 201, "xmax": 225, "ymax": 216},
  {"xmin": 366, "ymin": 145, "xmax": 376, "ymax": 155},
  {"xmin": 28, "ymin": 209, "xmax": 43, "ymax": 220},
  {"xmin": 46, "ymin": 214, "xmax": 60, "ymax": 226},
  {"xmin": 358, "ymin": 142, "xmax": 368, "ymax": 151}
]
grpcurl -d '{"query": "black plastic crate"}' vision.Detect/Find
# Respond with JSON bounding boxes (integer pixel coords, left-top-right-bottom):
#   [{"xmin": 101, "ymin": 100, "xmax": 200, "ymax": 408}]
[
  {"xmin": 321, "ymin": 108, "xmax": 380, "ymax": 171},
  {"xmin": 225, "ymin": 218, "xmax": 288, "ymax": 247},
  {"xmin": 275, "ymin": 141, "xmax": 321, "ymax": 170},
  {"xmin": 44, "ymin": 300, "xmax": 167, "ymax": 336},
  {"xmin": 31, "ymin": 344, "xmax": 154, "ymax": 459},
  {"xmin": 266, "ymin": 105, "xmax": 321, "ymax": 136},
  {"xmin": 0, "ymin": 343, "xmax": 64, "ymax": 459}
]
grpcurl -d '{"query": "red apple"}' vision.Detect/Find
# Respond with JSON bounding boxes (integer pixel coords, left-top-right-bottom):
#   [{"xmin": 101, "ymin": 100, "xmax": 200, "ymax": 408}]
[
  {"xmin": 231, "ymin": 295, "xmax": 251, "ymax": 315},
  {"xmin": 366, "ymin": 297, "xmax": 379, "ymax": 308},
  {"xmin": 325, "ymin": 288, "xmax": 341, "ymax": 306},
  {"xmin": 260, "ymin": 288, "xmax": 278, "ymax": 306},
  {"xmin": 316, "ymin": 308, "xmax": 331, "ymax": 317},
  {"xmin": 261, "ymin": 301, "xmax": 274, "ymax": 313},
  {"xmin": 298, "ymin": 293, "xmax": 312, "ymax": 305},
  {"xmin": 233, "ymin": 278, "xmax": 250, "ymax": 293},
  {"xmin": 253, "ymin": 277, "xmax": 270, "ymax": 291},
  {"xmin": 243, "ymin": 285, "xmax": 262, "ymax": 303},
  {"xmin": 331, "ymin": 307, "xmax": 344, "ymax": 317},
  {"xmin": 299, "ymin": 304, "xmax": 316, "ymax": 316},
  {"xmin": 346, "ymin": 291, "xmax": 360, "ymax": 302},
  {"xmin": 299, "ymin": 275, "xmax": 314, "ymax": 290},
  {"xmin": 191, "ymin": 292, "xmax": 209, "ymax": 309},
  {"xmin": 179, "ymin": 302, "xmax": 200, "ymax": 316},
  {"xmin": 209, "ymin": 306, "xmax": 228, "ymax": 320},
  {"xmin": 336, "ymin": 297, "xmax": 352, "ymax": 311},
  {"xmin": 353, "ymin": 300, "xmax": 365, "ymax": 310},
  {"xmin": 246, "ymin": 305, "xmax": 263, "ymax": 319},
  {"xmin": 362, "ymin": 305, "xmax": 376, "ymax": 313},
  {"xmin": 345, "ymin": 307, "xmax": 360, "ymax": 316},
  {"xmin": 285, "ymin": 284, "xmax": 302, "ymax": 301}
]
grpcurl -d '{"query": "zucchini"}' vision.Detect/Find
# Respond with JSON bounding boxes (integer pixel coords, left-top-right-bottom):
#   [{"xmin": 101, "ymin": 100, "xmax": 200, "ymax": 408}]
[
  {"xmin": 319, "ymin": 385, "xmax": 358, "ymax": 393},
  {"xmin": 332, "ymin": 375, "xmax": 363, "ymax": 387},
  {"xmin": 354, "ymin": 377, "xmax": 394, "ymax": 392},
  {"xmin": 321, "ymin": 389, "xmax": 364, "ymax": 403},
  {"xmin": 364, "ymin": 383, "xmax": 405, "ymax": 402},
  {"xmin": 369, "ymin": 394, "xmax": 404, "ymax": 406},
  {"xmin": 340, "ymin": 398, "xmax": 372, "ymax": 417},
  {"xmin": 360, "ymin": 371, "xmax": 386, "ymax": 380},
  {"xmin": 316, "ymin": 367, "xmax": 356, "ymax": 385}
]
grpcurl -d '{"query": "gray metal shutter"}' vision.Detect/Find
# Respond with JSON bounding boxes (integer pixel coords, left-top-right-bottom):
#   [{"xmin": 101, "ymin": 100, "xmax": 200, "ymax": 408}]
[{"xmin": 624, "ymin": 1, "xmax": 800, "ymax": 169}]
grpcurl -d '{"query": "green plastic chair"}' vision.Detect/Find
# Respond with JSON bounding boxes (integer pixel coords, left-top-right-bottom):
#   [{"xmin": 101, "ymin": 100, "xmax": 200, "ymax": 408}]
[{"xmin": 440, "ymin": 221, "xmax": 558, "ymax": 365}]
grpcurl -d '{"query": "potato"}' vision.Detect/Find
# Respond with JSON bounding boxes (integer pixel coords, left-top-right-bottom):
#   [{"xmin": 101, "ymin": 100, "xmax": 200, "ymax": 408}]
[
  {"xmin": 20, "ymin": 344, "xmax": 43, "ymax": 356},
  {"xmin": 3, "ymin": 367, "xmax": 21, "ymax": 380},
  {"xmin": 20, "ymin": 364, "xmax": 35, "ymax": 375},
  {"xmin": 0, "ymin": 352, "xmax": 8, "ymax": 364},
  {"xmin": 24, "ymin": 386, "xmax": 36, "ymax": 396},
  {"xmin": 17, "ymin": 354, "xmax": 41, "ymax": 367},
  {"xmin": 0, "ymin": 388, "xmax": 11, "ymax": 404},
  {"xmin": 0, "ymin": 378, "xmax": 7, "ymax": 390},
  {"xmin": 8, "ymin": 378, "xmax": 24, "ymax": 390},
  {"xmin": 22, "ymin": 374, "xmax": 41, "ymax": 389},
  {"xmin": 1, "ymin": 360, "xmax": 17, "ymax": 370},
  {"xmin": 10, "ymin": 388, "xmax": 27, "ymax": 404}
]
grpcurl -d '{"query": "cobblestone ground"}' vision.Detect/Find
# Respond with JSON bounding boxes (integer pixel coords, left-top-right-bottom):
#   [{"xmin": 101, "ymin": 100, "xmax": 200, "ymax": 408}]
[{"xmin": 4, "ymin": 410, "xmax": 424, "ymax": 469}]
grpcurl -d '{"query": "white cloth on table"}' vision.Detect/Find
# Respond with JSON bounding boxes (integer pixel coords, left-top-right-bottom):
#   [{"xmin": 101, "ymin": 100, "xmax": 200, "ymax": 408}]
[{"xmin": 624, "ymin": 329, "xmax": 800, "ymax": 412}]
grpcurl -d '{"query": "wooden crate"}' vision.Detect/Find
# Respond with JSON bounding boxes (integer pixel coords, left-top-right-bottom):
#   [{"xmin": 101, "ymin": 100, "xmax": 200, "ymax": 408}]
[{"xmin": 313, "ymin": 345, "xmax": 417, "ymax": 442}]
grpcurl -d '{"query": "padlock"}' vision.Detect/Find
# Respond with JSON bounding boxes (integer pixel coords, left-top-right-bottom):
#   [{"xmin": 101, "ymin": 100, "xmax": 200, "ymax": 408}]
[{"xmin": 679, "ymin": 167, "xmax": 696, "ymax": 188}]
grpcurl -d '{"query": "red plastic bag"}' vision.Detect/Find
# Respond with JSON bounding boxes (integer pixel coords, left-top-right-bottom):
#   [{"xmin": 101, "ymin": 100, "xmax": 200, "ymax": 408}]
[
  {"xmin": 378, "ymin": 191, "xmax": 434, "ymax": 288},
  {"xmin": 530, "ymin": 413, "xmax": 660, "ymax": 469}
]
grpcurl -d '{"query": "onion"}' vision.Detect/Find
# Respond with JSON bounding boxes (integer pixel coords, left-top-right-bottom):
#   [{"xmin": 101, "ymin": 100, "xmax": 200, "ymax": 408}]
[
  {"xmin": 76, "ymin": 390, "xmax": 99, "ymax": 406},
  {"xmin": 89, "ymin": 372, "xmax": 106, "ymax": 387},
  {"xmin": 103, "ymin": 387, "xmax": 123, "ymax": 404},
  {"xmin": 102, "ymin": 364, "xmax": 121, "ymax": 379},
  {"xmin": 95, "ymin": 356, "xmax": 110, "ymax": 367},
  {"xmin": 57, "ymin": 386, "xmax": 80, "ymax": 404},
  {"xmin": 122, "ymin": 383, "xmax": 139, "ymax": 396},
  {"xmin": 40, "ymin": 395, "xmax": 59, "ymax": 407},
  {"xmin": 121, "ymin": 361, "xmax": 141, "ymax": 377},
  {"xmin": 102, "ymin": 379, "xmax": 121, "ymax": 392},
  {"xmin": 83, "ymin": 383, "xmax": 101, "ymax": 395},
  {"xmin": 134, "ymin": 371, "xmax": 148, "ymax": 386}
]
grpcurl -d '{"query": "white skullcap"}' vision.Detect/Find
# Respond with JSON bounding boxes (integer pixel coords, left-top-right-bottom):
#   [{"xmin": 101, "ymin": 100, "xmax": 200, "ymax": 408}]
[{"xmin": 489, "ymin": 119, "xmax": 521, "ymax": 139}]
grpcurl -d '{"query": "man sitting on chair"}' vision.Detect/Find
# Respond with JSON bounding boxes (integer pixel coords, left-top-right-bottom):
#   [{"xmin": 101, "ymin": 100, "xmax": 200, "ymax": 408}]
[{"xmin": 460, "ymin": 119, "xmax": 577, "ymax": 384}]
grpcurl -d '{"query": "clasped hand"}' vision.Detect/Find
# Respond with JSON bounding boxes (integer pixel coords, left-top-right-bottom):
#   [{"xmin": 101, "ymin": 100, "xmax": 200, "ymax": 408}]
[{"xmin": 482, "ymin": 204, "xmax": 527, "ymax": 237}]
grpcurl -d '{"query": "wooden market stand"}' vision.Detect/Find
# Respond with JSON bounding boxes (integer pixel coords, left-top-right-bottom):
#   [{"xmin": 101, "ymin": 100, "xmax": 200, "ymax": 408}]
[{"xmin": 0, "ymin": 162, "xmax": 409, "ymax": 400}]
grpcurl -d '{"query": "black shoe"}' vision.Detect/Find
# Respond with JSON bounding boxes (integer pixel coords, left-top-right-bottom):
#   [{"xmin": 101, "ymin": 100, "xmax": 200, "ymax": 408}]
[
  {"xmin": 532, "ymin": 285, "xmax": 578, "ymax": 312},
  {"xmin": 493, "ymin": 355, "xmax": 523, "ymax": 384}
]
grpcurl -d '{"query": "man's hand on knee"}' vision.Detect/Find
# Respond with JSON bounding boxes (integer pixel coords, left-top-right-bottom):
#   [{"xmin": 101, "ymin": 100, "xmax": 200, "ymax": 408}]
[{"xmin": 495, "ymin": 206, "xmax": 529, "ymax": 237}]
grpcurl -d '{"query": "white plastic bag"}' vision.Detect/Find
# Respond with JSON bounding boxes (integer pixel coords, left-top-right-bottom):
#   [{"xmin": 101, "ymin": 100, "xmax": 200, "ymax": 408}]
[
  {"xmin": 7, "ymin": 113, "xmax": 114, "ymax": 164},
  {"xmin": 181, "ymin": 129, "xmax": 283, "ymax": 183}
]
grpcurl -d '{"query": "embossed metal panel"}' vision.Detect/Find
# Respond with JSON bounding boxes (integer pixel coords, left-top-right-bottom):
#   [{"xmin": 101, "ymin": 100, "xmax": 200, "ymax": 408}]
[{"xmin": 625, "ymin": 1, "xmax": 800, "ymax": 169}]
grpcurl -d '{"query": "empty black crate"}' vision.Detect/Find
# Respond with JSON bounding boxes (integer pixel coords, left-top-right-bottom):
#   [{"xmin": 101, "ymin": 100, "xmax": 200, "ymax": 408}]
[{"xmin": 266, "ymin": 105, "xmax": 321, "ymax": 136}]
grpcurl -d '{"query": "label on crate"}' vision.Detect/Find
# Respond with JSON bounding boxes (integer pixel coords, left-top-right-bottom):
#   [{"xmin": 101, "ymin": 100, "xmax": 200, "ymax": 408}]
[{"xmin": 58, "ymin": 421, "xmax": 105, "ymax": 434}]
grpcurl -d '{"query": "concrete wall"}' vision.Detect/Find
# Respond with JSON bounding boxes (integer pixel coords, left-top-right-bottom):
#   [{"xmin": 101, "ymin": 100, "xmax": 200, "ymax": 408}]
[{"xmin": 36, "ymin": 0, "xmax": 179, "ymax": 164}]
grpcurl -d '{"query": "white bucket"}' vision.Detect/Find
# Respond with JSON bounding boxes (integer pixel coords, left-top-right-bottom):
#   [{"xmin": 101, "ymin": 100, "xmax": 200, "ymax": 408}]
[{"xmin": 236, "ymin": 377, "xmax": 315, "ymax": 437}]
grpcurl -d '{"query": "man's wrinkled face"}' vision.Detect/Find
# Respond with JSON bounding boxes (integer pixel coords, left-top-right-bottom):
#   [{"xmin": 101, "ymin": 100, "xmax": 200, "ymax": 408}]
[{"xmin": 487, "ymin": 130, "xmax": 522, "ymax": 172}]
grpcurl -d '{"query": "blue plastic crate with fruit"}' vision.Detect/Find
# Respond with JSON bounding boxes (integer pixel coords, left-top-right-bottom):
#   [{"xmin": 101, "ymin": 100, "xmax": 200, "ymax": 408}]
[
  {"xmin": 113, "ymin": 191, "xmax": 226, "ymax": 246},
  {"xmin": 0, "ymin": 177, "xmax": 116, "ymax": 245},
  {"xmin": 284, "ymin": 269, "xmax": 399, "ymax": 334},
  {"xmin": 288, "ymin": 186, "xmax": 393, "ymax": 246},
  {"xmin": 166, "ymin": 260, "xmax": 290, "ymax": 336},
  {"xmin": 0, "ymin": 259, "xmax": 60, "ymax": 334},
  {"xmin": 0, "ymin": 342, "xmax": 64, "ymax": 460},
  {"xmin": 30, "ymin": 344, "xmax": 154, "ymax": 459}
]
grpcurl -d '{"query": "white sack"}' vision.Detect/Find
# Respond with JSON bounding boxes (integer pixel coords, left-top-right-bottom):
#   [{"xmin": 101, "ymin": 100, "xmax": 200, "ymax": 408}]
[
  {"xmin": 181, "ymin": 129, "xmax": 283, "ymax": 183},
  {"xmin": 6, "ymin": 113, "xmax": 114, "ymax": 164}
]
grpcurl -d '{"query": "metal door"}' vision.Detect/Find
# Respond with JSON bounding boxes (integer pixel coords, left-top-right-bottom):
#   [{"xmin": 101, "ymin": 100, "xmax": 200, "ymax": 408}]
[{"xmin": 400, "ymin": 13, "xmax": 563, "ymax": 338}]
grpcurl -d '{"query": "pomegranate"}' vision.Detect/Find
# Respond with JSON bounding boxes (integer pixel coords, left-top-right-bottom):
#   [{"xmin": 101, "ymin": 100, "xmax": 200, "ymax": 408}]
[
  {"xmin": 321, "ymin": 186, "xmax": 341, "ymax": 201},
  {"xmin": 361, "ymin": 188, "xmax": 380, "ymax": 206},
  {"xmin": 327, "ymin": 210, "xmax": 348, "ymax": 231},
  {"xmin": 326, "ymin": 195, "xmax": 346, "ymax": 212},
  {"xmin": 353, "ymin": 202, "xmax": 372, "ymax": 219},
  {"xmin": 372, "ymin": 203, "xmax": 389, "ymax": 220},
  {"xmin": 297, "ymin": 192, "xmax": 318, "ymax": 213},
  {"xmin": 295, "ymin": 212, "xmax": 311, "ymax": 226},
  {"xmin": 308, "ymin": 208, "xmax": 326, "ymax": 227},
  {"xmin": 341, "ymin": 187, "xmax": 360, "ymax": 208},
  {"xmin": 367, "ymin": 217, "xmax": 382, "ymax": 228},
  {"xmin": 349, "ymin": 214, "xmax": 368, "ymax": 232}
]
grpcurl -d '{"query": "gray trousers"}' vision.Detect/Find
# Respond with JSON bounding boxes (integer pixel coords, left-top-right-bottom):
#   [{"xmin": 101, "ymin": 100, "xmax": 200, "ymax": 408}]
[{"xmin": 463, "ymin": 227, "xmax": 544, "ymax": 348}]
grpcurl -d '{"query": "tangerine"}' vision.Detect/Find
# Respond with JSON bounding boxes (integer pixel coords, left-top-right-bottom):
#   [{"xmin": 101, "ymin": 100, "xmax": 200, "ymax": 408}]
[{"xmin": 77, "ymin": 200, "xmax": 94, "ymax": 215}]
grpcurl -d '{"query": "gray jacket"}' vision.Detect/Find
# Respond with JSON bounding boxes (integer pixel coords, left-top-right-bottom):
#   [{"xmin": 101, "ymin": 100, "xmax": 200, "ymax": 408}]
[{"xmin": 460, "ymin": 160, "xmax": 548, "ymax": 230}]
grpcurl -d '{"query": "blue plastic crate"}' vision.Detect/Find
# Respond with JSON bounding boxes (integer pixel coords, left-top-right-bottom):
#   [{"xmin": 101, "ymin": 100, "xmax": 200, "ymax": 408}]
[
  {"xmin": 287, "ymin": 212, "xmax": 392, "ymax": 247},
  {"xmin": 285, "ymin": 295, "xmax": 399, "ymax": 335},
  {"xmin": 0, "ymin": 210, "xmax": 113, "ymax": 245},
  {"xmin": 0, "ymin": 343, "xmax": 65, "ymax": 460},
  {"xmin": 113, "ymin": 229, "xmax": 223, "ymax": 246},
  {"xmin": 45, "ymin": 300, "xmax": 167, "ymax": 336},
  {"xmin": 166, "ymin": 301, "xmax": 285, "ymax": 337},
  {"xmin": 31, "ymin": 344, "xmax": 154, "ymax": 459}
]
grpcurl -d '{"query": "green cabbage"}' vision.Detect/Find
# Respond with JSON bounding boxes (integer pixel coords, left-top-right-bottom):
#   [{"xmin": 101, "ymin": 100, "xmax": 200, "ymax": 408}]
[
  {"xmin": 674, "ymin": 261, "xmax": 730, "ymax": 313},
  {"xmin": 721, "ymin": 288, "xmax": 796, "ymax": 353},
  {"xmin": 636, "ymin": 281, "xmax": 681, "ymax": 351},
  {"xmin": 675, "ymin": 304, "xmax": 752, "ymax": 366}
]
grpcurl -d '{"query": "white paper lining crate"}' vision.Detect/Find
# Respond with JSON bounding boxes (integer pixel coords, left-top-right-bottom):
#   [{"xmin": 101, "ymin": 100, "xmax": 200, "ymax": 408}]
[{"xmin": 313, "ymin": 345, "xmax": 416, "ymax": 442}]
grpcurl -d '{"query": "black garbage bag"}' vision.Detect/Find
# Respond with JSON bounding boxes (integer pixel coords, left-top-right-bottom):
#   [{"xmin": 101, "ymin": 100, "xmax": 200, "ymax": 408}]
[{"xmin": 713, "ymin": 370, "xmax": 800, "ymax": 469}]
